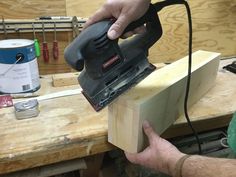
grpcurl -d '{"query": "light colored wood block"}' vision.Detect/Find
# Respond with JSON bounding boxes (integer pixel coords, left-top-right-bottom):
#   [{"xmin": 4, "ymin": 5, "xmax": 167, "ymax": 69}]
[
  {"xmin": 108, "ymin": 50, "xmax": 221, "ymax": 153},
  {"xmin": 52, "ymin": 72, "xmax": 79, "ymax": 87}
]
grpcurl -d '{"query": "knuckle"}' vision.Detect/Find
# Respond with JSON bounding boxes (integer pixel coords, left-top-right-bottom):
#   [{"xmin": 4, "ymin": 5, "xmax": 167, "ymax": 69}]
[
  {"xmin": 87, "ymin": 17, "xmax": 93, "ymax": 23},
  {"xmin": 112, "ymin": 22, "xmax": 123, "ymax": 31},
  {"xmin": 103, "ymin": 1, "xmax": 114, "ymax": 9}
]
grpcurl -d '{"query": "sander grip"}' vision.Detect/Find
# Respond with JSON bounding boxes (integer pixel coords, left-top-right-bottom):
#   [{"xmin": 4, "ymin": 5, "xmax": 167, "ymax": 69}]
[{"xmin": 123, "ymin": 4, "xmax": 158, "ymax": 34}]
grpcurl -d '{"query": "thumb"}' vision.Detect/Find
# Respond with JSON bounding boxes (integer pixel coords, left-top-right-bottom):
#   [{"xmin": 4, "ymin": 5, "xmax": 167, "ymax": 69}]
[
  {"xmin": 143, "ymin": 120, "xmax": 159, "ymax": 145},
  {"xmin": 108, "ymin": 15, "xmax": 131, "ymax": 40}
]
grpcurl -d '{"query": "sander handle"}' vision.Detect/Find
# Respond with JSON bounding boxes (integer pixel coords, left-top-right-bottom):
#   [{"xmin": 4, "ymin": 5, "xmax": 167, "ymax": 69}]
[
  {"xmin": 120, "ymin": 3, "xmax": 162, "ymax": 53},
  {"xmin": 123, "ymin": 3, "xmax": 158, "ymax": 34}
]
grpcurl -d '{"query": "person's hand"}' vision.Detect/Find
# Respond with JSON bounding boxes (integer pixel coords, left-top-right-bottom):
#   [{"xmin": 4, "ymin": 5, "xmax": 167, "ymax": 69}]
[
  {"xmin": 83, "ymin": 0, "xmax": 151, "ymax": 40},
  {"xmin": 125, "ymin": 121, "xmax": 185, "ymax": 176}
]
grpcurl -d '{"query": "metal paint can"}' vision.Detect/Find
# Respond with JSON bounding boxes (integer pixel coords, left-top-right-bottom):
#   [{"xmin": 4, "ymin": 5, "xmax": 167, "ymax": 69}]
[{"xmin": 0, "ymin": 39, "xmax": 40, "ymax": 93}]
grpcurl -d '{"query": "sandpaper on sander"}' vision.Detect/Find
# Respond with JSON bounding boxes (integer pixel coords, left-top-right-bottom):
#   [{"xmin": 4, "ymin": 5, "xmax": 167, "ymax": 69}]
[{"xmin": 64, "ymin": 3, "xmax": 163, "ymax": 111}]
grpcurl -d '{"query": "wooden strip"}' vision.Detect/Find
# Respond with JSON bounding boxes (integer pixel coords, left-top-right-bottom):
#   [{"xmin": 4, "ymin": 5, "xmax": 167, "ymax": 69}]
[
  {"xmin": 108, "ymin": 50, "xmax": 221, "ymax": 153},
  {"xmin": 13, "ymin": 88, "xmax": 82, "ymax": 104},
  {"xmin": 52, "ymin": 72, "xmax": 79, "ymax": 87}
]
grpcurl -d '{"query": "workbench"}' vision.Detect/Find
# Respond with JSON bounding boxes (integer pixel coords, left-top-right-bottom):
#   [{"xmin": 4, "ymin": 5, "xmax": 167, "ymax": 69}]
[{"xmin": 0, "ymin": 59, "xmax": 235, "ymax": 175}]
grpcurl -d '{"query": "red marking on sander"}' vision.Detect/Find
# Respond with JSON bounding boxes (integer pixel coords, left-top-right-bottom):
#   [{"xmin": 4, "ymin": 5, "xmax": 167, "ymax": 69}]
[
  {"xmin": 102, "ymin": 55, "xmax": 120, "ymax": 69},
  {"xmin": 0, "ymin": 95, "xmax": 13, "ymax": 108}
]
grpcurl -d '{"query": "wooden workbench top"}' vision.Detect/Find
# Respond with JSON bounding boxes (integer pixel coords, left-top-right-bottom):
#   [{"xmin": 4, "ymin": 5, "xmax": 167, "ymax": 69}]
[
  {"xmin": 0, "ymin": 77, "xmax": 113, "ymax": 174},
  {"xmin": 0, "ymin": 59, "xmax": 235, "ymax": 174}
]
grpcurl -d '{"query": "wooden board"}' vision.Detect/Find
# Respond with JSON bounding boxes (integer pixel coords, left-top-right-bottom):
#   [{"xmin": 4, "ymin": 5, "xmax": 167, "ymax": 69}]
[
  {"xmin": 66, "ymin": 0, "xmax": 105, "ymax": 17},
  {"xmin": 108, "ymin": 50, "xmax": 220, "ymax": 153},
  {"xmin": 0, "ymin": 77, "xmax": 114, "ymax": 174},
  {"xmin": 149, "ymin": 0, "xmax": 236, "ymax": 63},
  {"xmin": 0, "ymin": 0, "xmax": 66, "ymax": 19}
]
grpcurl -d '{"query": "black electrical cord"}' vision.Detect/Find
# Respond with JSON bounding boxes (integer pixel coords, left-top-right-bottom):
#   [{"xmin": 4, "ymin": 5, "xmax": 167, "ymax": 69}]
[
  {"xmin": 182, "ymin": 1, "xmax": 202, "ymax": 155},
  {"xmin": 155, "ymin": 0, "xmax": 202, "ymax": 154}
]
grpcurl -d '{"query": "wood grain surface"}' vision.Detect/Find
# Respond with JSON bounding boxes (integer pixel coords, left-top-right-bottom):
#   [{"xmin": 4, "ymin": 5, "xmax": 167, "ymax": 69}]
[
  {"xmin": 66, "ymin": 0, "xmax": 105, "ymax": 17},
  {"xmin": 108, "ymin": 51, "xmax": 220, "ymax": 152},
  {"xmin": 0, "ymin": 0, "xmax": 66, "ymax": 19},
  {"xmin": 150, "ymin": 0, "xmax": 236, "ymax": 63},
  {"xmin": 0, "ymin": 76, "xmax": 114, "ymax": 174}
]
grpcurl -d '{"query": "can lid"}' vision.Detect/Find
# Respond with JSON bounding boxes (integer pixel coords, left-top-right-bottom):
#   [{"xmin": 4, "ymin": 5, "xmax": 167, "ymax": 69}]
[
  {"xmin": 14, "ymin": 99, "xmax": 39, "ymax": 111},
  {"xmin": 0, "ymin": 39, "xmax": 34, "ymax": 49}
]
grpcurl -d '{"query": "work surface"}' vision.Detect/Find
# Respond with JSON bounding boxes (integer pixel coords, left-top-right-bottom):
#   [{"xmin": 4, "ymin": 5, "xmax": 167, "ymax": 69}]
[{"xmin": 0, "ymin": 60, "xmax": 236, "ymax": 174}]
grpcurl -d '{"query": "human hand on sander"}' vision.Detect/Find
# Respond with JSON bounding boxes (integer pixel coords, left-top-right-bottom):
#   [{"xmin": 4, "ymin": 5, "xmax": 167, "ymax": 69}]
[{"xmin": 83, "ymin": 0, "xmax": 151, "ymax": 39}]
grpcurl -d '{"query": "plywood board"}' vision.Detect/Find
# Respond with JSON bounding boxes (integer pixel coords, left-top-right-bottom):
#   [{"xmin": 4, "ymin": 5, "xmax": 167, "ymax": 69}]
[
  {"xmin": 66, "ymin": 0, "xmax": 105, "ymax": 17},
  {"xmin": 108, "ymin": 50, "xmax": 221, "ymax": 153},
  {"xmin": 0, "ymin": 0, "xmax": 66, "ymax": 19},
  {"xmin": 150, "ymin": 0, "xmax": 236, "ymax": 63}
]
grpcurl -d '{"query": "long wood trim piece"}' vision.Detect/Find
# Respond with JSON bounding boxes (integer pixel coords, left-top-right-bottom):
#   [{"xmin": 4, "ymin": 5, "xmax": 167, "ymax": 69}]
[{"xmin": 108, "ymin": 50, "xmax": 221, "ymax": 153}]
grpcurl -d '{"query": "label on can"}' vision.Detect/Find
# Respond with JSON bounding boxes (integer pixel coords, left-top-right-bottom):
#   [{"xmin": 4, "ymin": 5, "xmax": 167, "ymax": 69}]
[
  {"xmin": 0, "ymin": 58, "xmax": 40, "ymax": 93},
  {"xmin": 0, "ymin": 39, "xmax": 40, "ymax": 93}
]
